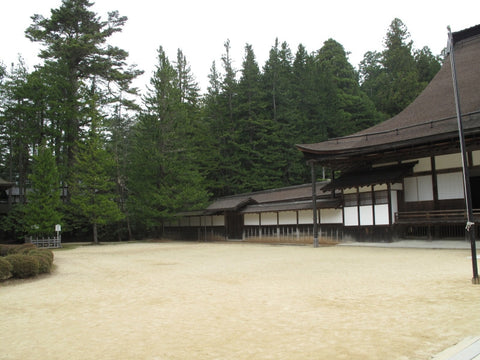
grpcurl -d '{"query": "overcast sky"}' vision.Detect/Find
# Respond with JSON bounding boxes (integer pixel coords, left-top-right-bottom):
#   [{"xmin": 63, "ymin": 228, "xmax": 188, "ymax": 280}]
[{"xmin": 1, "ymin": 0, "xmax": 479, "ymax": 93}]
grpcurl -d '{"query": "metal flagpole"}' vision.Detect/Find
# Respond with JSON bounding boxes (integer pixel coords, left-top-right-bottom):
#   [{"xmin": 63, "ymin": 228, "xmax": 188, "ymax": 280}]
[{"xmin": 447, "ymin": 26, "xmax": 479, "ymax": 284}]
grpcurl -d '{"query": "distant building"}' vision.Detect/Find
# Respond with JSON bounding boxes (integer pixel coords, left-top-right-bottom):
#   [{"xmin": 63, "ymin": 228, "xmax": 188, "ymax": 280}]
[
  {"xmin": 0, "ymin": 178, "xmax": 15, "ymax": 215},
  {"xmin": 165, "ymin": 182, "xmax": 341, "ymax": 243}
]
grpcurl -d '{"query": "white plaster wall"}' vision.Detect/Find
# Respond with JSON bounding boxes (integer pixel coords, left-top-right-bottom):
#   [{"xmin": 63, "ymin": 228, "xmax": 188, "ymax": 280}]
[
  {"xmin": 244, "ymin": 213, "xmax": 260, "ymax": 226},
  {"xmin": 374, "ymin": 184, "xmax": 388, "ymax": 191},
  {"xmin": 179, "ymin": 217, "xmax": 190, "ymax": 226},
  {"xmin": 418, "ymin": 176, "xmax": 434, "ymax": 201},
  {"xmin": 200, "ymin": 216, "xmax": 211, "ymax": 226},
  {"xmin": 404, "ymin": 177, "xmax": 417, "ymax": 202},
  {"xmin": 359, "ymin": 205, "xmax": 373, "ymax": 225},
  {"xmin": 374, "ymin": 204, "xmax": 390, "ymax": 225},
  {"xmin": 320, "ymin": 208, "xmax": 343, "ymax": 224},
  {"xmin": 391, "ymin": 191, "xmax": 398, "ymax": 223},
  {"xmin": 298, "ymin": 210, "xmax": 314, "ymax": 224},
  {"xmin": 359, "ymin": 186, "xmax": 371, "ymax": 193},
  {"xmin": 473, "ymin": 150, "xmax": 480, "ymax": 166},
  {"xmin": 344, "ymin": 207, "xmax": 358, "ymax": 226},
  {"xmin": 437, "ymin": 172, "xmax": 464, "ymax": 200},
  {"xmin": 412, "ymin": 157, "xmax": 431, "ymax": 172},
  {"xmin": 391, "ymin": 183, "xmax": 403, "ymax": 191},
  {"xmin": 278, "ymin": 211, "xmax": 297, "ymax": 225},
  {"xmin": 404, "ymin": 176, "xmax": 433, "ymax": 202},
  {"xmin": 190, "ymin": 216, "xmax": 201, "ymax": 226},
  {"xmin": 261, "ymin": 212, "xmax": 277, "ymax": 225},
  {"xmin": 212, "ymin": 215, "xmax": 224, "ymax": 226},
  {"xmin": 343, "ymin": 187, "xmax": 357, "ymax": 194},
  {"xmin": 435, "ymin": 153, "xmax": 461, "ymax": 170}
]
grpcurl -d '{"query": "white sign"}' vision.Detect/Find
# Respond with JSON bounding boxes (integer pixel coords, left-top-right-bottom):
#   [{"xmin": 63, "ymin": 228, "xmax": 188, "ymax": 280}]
[{"xmin": 55, "ymin": 224, "xmax": 61, "ymax": 232}]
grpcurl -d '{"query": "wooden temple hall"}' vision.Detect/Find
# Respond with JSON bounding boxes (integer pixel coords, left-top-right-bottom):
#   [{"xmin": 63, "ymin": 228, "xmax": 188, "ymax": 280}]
[{"xmin": 166, "ymin": 24, "xmax": 480, "ymax": 243}]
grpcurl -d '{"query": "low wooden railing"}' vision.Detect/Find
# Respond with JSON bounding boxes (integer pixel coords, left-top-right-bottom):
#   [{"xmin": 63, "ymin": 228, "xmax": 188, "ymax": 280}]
[
  {"xmin": 395, "ymin": 209, "xmax": 480, "ymax": 224},
  {"xmin": 27, "ymin": 236, "xmax": 61, "ymax": 249}
]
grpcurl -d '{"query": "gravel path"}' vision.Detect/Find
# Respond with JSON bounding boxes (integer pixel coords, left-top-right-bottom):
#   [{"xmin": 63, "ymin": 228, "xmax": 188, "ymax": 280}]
[{"xmin": 1, "ymin": 242, "xmax": 479, "ymax": 359}]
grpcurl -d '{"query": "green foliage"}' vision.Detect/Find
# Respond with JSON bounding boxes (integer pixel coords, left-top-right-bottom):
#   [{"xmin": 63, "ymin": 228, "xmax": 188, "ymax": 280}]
[
  {"xmin": 29, "ymin": 249, "xmax": 54, "ymax": 264},
  {"xmin": 0, "ymin": 245, "xmax": 11, "ymax": 257},
  {"xmin": 359, "ymin": 18, "xmax": 441, "ymax": 117},
  {"xmin": 0, "ymin": 245, "xmax": 54, "ymax": 280},
  {"xmin": 70, "ymin": 116, "xmax": 124, "ymax": 243},
  {"xmin": 4, "ymin": 254, "xmax": 40, "ymax": 279},
  {"xmin": 127, "ymin": 47, "xmax": 209, "ymax": 234},
  {"xmin": 28, "ymin": 249, "xmax": 54, "ymax": 274},
  {"xmin": 315, "ymin": 39, "xmax": 380, "ymax": 137},
  {"xmin": 0, "ymin": 257, "xmax": 13, "ymax": 280},
  {"xmin": 5, "ymin": 243, "xmax": 37, "ymax": 255},
  {"xmin": 23, "ymin": 144, "xmax": 62, "ymax": 236}
]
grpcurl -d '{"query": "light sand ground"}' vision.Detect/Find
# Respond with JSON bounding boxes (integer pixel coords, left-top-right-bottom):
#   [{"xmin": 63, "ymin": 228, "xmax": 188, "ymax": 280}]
[{"xmin": 1, "ymin": 242, "xmax": 479, "ymax": 360}]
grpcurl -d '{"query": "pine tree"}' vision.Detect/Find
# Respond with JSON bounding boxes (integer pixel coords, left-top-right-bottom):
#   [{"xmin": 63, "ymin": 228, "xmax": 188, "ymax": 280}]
[
  {"xmin": 414, "ymin": 46, "xmax": 442, "ymax": 86},
  {"xmin": 316, "ymin": 39, "xmax": 379, "ymax": 137},
  {"xmin": 236, "ymin": 44, "xmax": 283, "ymax": 192},
  {"xmin": 70, "ymin": 108, "xmax": 124, "ymax": 244},
  {"xmin": 202, "ymin": 40, "xmax": 240, "ymax": 197},
  {"xmin": 1, "ymin": 61, "xmax": 29, "ymax": 202},
  {"xmin": 23, "ymin": 144, "xmax": 62, "ymax": 237},
  {"xmin": 359, "ymin": 18, "xmax": 440, "ymax": 118},
  {"xmin": 25, "ymin": 0, "xmax": 141, "ymax": 192},
  {"xmin": 127, "ymin": 47, "xmax": 209, "ymax": 235}
]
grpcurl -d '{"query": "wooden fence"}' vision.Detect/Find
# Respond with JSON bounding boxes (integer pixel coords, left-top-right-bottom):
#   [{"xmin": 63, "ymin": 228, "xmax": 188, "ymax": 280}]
[{"xmin": 27, "ymin": 236, "xmax": 61, "ymax": 248}]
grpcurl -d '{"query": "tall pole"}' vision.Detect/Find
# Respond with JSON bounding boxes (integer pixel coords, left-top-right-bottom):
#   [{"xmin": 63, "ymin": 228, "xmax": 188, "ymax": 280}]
[
  {"xmin": 447, "ymin": 26, "xmax": 479, "ymax": 284},
  {"xmin": 311, "ymin": 161, "xmax": 319, "ymax": 248}
]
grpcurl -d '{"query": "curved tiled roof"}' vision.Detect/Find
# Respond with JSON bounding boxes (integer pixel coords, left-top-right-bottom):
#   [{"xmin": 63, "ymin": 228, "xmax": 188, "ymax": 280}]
[{"xmin": 297, "ymin": 25, "xmax": 480, "ymax": 160}]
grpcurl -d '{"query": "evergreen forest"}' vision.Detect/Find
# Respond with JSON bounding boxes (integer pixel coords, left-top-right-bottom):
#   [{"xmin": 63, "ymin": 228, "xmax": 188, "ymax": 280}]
[{"xmin": 0, "ymin": 0, "xmax": 442, "ymax": 242}]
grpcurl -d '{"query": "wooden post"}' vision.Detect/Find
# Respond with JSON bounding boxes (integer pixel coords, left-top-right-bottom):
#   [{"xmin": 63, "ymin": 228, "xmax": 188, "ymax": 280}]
[{"xmin": 311, "ymin": 161, "xmax": 319, "ymax": 248}]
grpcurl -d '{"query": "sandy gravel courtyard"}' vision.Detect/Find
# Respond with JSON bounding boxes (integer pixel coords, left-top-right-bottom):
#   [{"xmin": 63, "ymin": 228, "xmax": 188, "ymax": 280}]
[{"xmin": 1, "ymin": 241, "xmax": 479, "ymax": 359}]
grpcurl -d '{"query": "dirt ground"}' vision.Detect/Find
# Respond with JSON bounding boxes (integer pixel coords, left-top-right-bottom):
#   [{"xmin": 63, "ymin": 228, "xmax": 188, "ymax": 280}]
[{"xmin": 1, "ymin": 241, "xmax": 479, "ymax": 360}]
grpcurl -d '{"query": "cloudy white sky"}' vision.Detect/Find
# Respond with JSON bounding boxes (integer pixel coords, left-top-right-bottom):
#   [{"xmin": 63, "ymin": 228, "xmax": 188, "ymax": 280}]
[{"xmin": 1, "ymin": 0, "xmax": 479, "ymax": 93}]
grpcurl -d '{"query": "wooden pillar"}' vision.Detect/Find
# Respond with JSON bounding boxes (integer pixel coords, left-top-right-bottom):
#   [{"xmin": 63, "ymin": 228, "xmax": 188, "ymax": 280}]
[{"xmin": 311, "ymin": 161, "xmax": 319, "ymax": 248}]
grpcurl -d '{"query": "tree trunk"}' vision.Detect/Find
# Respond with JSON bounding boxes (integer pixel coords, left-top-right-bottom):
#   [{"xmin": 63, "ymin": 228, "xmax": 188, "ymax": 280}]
[{"xmin": 93, "ymin": 223, "xmax": 98, "ymax": 244}]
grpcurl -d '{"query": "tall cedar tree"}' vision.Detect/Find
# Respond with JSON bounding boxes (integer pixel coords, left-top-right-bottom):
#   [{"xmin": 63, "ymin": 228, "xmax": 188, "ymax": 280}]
[
  {"xmin": 23, "ymin": 144, "xmax": 62, "ymax": 237},
  {"xmin": 0, "ymin": 60, "xmax": 34, "ymax": 203},
  {"xmin": 315, "ymin": 39, "xmax": 379, "ymax": 137},
  {"xmin": 359, "ymin": 18, "xmax": 440, "ymax": 118},
  {"xmin": 236, "ymin": 44, "xmax": 284, "ymax": 192},
  {"xmin": 25, "ymin": 0, "xmax": 141, "ymax": 191},
  {"xmin": 70, "ymin": 111, "xmax": 124, "ymax": 244},
  {"xmin": 127, "ymin": 47, "xmax": 209, "ymax": 235},
  {"xmin": 202, "ymin": 40, "xmax": 240, "ymax": 197},
  {"xmin": 263, "ymin": 40, "xmax": 306, "ymax": 185}
]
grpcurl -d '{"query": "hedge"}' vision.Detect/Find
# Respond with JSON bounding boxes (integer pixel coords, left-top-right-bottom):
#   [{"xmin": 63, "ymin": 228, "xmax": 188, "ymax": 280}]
[
  {"xmin": 0, "ymin": 244, "xmax": 55, "ymax": 280},
  {"xmin": 0, "ymin": 257, "xmax": 13, "ymax": 280},
  {"xmin": 0, "ymin": 243, "xmax": 37, "ymax": 256},
  {"xmin": 28, "ymin": 249, "xmax": 54, "ymax": 273},
  {"xmin": 4, "ymin": 254, "xmax": 40, "ymax": 279}
]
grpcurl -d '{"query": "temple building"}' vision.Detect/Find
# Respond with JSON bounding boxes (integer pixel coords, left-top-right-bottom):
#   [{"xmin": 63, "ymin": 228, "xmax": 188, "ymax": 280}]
[{"xmin": 297, "ymin": 24, "xmax": 480, "ymax": 241}]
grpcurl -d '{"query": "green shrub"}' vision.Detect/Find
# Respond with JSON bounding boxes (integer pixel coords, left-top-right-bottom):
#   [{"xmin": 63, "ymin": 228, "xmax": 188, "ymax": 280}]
[
  {"xmin": 0, "ymin": 244, "xmax": 15, "ymax": 256},
  {"xmin": 34, "ymin": 255, "xmax": 51, "ymax": 274},
  {"xmin": 28, "ymin": 249, "xmax": 54, "ymax": 264},
  {"xmin": 28, "ymin": 250, "xmax": 54, "ymax": 273},
  {"xmin": 5, "ymin": 254, "xmax": 40, "ymax": 279},
  {"xmin": 0, "ymin": 257, "xmax": 13, "ymax": 280},
  {"xmin": 8, "ymin": 243, "xmax": 37, "ymax": 254}
]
